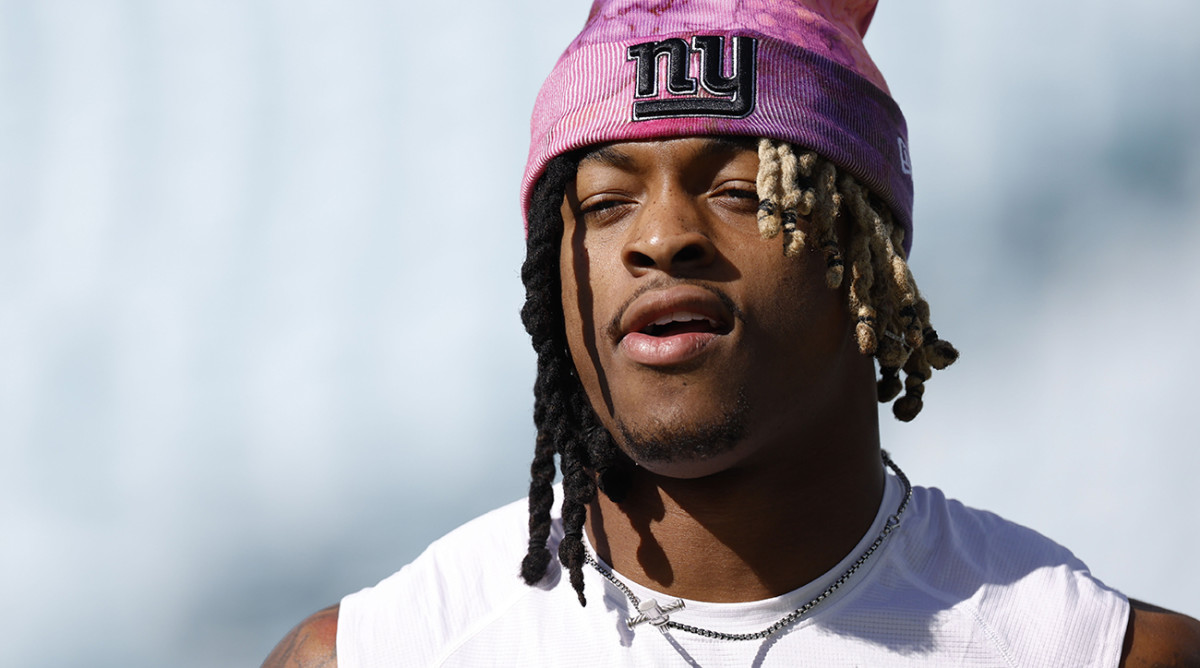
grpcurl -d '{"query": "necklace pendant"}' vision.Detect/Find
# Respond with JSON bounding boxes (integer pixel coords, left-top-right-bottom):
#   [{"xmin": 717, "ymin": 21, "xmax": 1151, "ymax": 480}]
[{"xmin": 627, "ymin": 598, "xmax": 686, "ymax": 629}]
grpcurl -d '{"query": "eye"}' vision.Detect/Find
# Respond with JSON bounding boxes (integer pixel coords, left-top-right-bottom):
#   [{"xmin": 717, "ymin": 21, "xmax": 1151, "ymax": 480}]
[
  {"xmin": 720, "ymin": 187, "xmax": 758, "ymax": 200},
  {"xmin": 578, "ymin": 196, "xmax": 634, "ymax": 227},
  {"xmin": 711, "ymin": 181, "xmax": 759, "ymax": 214}
]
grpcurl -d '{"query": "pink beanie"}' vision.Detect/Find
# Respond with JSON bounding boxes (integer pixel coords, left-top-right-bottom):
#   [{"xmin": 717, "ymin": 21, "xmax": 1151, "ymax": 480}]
[{"xmin": 521, "ymin": 0, "xmax": 914, "ymax": 253}]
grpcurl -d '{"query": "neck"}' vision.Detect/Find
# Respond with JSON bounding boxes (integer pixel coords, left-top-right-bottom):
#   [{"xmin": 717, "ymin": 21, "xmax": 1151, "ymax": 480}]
[{"xmin": 585, "ymin": 404, "xmax": 884, "ymax": 603}]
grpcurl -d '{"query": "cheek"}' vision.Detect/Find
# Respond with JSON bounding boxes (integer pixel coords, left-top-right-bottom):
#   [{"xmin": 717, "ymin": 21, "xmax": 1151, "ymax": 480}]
[
  {"xmin": 559, "ymin": 235, "xmax": 608, "ymax": 416},
  {"xmin": 750, "ymin": 251, "xmax": 853, "ymax": 357},
  {"xmin": 559, "ymin": 238, "xmax": 585, "ymax": 364},
  {"xmin": 559, "ymin": 239, "xmax": 579, "ymax": 330},
  {"xmin": 559, "ymin": 222, "xmax": 623, "ymax": 356}
]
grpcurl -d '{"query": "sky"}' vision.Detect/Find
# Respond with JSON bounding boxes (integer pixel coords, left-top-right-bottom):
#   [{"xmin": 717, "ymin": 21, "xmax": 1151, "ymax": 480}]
[{"xmin": 1, "ymin": 1, "xmax": 1198, "ymax": 666}]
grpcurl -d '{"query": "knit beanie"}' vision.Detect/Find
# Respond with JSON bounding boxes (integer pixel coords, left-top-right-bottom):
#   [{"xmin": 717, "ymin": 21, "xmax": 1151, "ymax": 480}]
[{"xmin": 521, "ymin": 0, "xmax": 914, "ymax": 253}]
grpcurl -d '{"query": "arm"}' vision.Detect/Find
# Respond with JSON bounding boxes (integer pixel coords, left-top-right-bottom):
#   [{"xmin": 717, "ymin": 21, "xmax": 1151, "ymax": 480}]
[
  {"xmin": 1120, "ymin": 599, "xmax": 1200, "ymax": 668},
  {"xmin": 262, "ymin": 604, "xmax": 339, "ymax": 668}
]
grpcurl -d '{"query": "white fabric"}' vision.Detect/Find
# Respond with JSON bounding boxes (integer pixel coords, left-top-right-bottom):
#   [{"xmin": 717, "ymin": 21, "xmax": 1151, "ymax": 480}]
[{"xmin": 338, "ymin": 474, "xmax": 1129, "ymax": 667}]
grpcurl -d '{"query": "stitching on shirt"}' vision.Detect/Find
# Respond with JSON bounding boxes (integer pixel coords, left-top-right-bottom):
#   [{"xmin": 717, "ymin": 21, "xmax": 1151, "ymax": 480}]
[
  {"xmin": 890, "ymin": 552, "xmax": 1019, "ymax": 668},
  {"xmin": 430, "ymin": 572, "xmax": 543, "ymax": 666}
]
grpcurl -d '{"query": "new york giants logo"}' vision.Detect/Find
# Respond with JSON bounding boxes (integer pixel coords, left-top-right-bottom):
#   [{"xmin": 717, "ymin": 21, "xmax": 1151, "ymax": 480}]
[{"xmin": 626, "ymin": 36, "xmax": 757, "ymax": 121}]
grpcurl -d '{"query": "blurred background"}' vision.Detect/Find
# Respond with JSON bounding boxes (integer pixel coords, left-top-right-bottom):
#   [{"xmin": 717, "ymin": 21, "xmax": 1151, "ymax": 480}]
[{"xmin": 1, "ymin": 1, "xmax": 1197, "ymax": 666}]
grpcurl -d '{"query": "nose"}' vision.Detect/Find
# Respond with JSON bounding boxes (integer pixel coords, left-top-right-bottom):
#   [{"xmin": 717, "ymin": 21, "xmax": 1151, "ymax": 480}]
[{"xmin": 622, "ymin": 193, "xmax": 717, "ymax": 275}]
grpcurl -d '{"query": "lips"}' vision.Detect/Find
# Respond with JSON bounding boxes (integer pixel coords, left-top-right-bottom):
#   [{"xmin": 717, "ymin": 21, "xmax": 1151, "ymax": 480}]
[{"xmin": 616, "ymin": 285, "xmax": 735, "ymax": 367}]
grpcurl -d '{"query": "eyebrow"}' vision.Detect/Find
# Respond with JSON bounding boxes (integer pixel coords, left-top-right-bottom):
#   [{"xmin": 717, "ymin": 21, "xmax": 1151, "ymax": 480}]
[
  {"xmin": 579, "ymin": 144, "xmax": 635, "ymax": 169},
  {"xmin": 577, "ymin": 136, "xmax": 757, "ymax": 170}
]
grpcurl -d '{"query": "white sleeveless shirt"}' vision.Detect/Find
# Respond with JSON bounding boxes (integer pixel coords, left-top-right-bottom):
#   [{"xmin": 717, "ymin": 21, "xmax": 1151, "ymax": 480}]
[{"xmin": 338, "ymin": 475, "xmax": 1128, "ymax": 667}]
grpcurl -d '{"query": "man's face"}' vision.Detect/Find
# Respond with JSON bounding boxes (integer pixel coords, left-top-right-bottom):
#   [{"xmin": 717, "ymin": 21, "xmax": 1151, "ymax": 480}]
[{"xmin": 560, "ymin": 137, "xmax": 871, "ymax": 479}]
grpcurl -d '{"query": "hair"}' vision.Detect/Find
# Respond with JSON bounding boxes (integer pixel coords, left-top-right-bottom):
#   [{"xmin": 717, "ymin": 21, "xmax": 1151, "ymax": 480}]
[{"xmin": 518, "ymin": 139, "xmax": 958, "ymax": 605}]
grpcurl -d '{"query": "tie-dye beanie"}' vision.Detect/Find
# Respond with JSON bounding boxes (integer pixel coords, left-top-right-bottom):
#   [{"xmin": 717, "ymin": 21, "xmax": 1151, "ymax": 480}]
[{"xmin": 521, "ymin": 0, "xmax": 914, "ymax": 253}]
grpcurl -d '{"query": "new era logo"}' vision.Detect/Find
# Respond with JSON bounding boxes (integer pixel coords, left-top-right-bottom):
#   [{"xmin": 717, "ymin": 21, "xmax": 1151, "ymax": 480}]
[
  {"xmin": 897, "ymin": 136, "xmax": 912, "ymax": 175},
  {"xmin": 626, "ymin": 36, "xmax": 757, "ymax": 121}
]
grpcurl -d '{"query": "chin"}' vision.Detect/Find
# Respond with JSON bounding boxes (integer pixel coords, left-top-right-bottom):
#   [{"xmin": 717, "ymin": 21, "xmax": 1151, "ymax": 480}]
[{"xmin": 611, "ymin": 388, "xmax": 751, "ymax": 477}]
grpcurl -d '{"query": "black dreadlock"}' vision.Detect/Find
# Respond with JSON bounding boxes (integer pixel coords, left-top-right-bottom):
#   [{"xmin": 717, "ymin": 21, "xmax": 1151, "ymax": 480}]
[
  {"xmin": 518, "ymin": 153, "xmax": 629, "ymax": 606},
  {"xmin": 518, "ymin": 141, "xmax": 958, "ymax": 606}
]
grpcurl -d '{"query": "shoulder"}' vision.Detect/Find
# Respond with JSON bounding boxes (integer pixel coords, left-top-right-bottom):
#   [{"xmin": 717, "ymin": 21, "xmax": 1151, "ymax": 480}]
[
  {"xmin": 899, "ymin": 485, "xmax": 1092, "ymax": 578},
  {"xmin": 260, "ymin": 497, "xmax": 546, "ymax": 668},
  {"xmin": 898, "ymin": 485, "xmax": 1122, "ymax": 602},
  {"xmin": 262, "ymin": 604, "xmax": 339, "ymax": 668},
  {"xmin": 337, "ymin": 494, "xmax": 564, "ymax": 665},
  {"xmin": 886, "ymin": 485, "xmax": 1130, "ymax": 664},
  {"xmin": 1121, "ymin": 599, "xmax": 1200, "ymax": 668},
  {"xmin": 360, "ymin": 493, "xmax": 550, "ymax": 603}
]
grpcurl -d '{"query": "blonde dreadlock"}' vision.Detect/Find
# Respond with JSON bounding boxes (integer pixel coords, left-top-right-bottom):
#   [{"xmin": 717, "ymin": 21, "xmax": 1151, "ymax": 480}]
[{"xmin": 754, "ymin": 139, "xmax": 958, "ymax": 421}]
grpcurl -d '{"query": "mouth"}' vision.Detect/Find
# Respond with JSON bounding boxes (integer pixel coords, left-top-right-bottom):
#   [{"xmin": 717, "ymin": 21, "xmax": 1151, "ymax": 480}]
[
  {"xmin": 639, "ymin": 311, "xmax": 729, "ymax": 337},
  {"xmin": 616, "ymin": 286, "xmax": 735, "ymax": 367}
]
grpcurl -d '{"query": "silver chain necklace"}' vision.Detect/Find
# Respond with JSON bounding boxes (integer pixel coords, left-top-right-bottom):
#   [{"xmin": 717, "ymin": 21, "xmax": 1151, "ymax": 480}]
[{"xmin": 584, "ymin": 451, "xmax": 912, "ymax": 642}]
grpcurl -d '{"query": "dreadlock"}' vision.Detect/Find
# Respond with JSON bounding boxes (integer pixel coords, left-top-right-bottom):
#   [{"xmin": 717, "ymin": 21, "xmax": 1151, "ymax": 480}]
[
  {"xmin": 754, "ymin": 138, "xmax": 958, "ymax": 419},
  {"xmin": 519, "ymin": 139, "xmax": 958, "ymax": 605},
  {"xmin": 518, "ymin": 152, "xmax": 628, "ymax": 605}
]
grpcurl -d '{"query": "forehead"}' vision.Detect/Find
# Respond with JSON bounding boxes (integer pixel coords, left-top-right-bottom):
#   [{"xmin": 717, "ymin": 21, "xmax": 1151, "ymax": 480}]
[{"xmin": 576, "ymin": 136, "xmax": 759, "ymax": 171}]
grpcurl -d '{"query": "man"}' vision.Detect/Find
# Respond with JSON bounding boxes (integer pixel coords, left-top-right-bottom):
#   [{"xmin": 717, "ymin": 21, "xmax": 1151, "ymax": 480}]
[{"xmin": 265, "ymin": 1, "xmax": 1200, "ymax": 665}]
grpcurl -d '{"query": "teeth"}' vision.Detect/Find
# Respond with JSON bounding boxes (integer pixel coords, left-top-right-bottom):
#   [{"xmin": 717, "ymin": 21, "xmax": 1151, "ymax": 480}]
[{"xmin": 649, "ymin": 312, "xmax": 716, "ymax": 327}]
